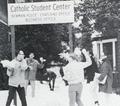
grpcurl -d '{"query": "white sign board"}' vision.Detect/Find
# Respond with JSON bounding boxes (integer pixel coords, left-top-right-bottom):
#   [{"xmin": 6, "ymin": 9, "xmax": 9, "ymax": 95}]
[{"xmin": 8, "ymin": 1, "xmax": 74, "ymax": 25}]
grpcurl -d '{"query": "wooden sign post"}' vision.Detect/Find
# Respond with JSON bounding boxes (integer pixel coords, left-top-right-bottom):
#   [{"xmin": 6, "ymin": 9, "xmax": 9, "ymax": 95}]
[
  {"xmin": 10, "ymin": 25, "xmax": 17, "ymax": 106},
  {"xmin": 68, "ymin": 24, "xmax": 73, "ymax": 52}
]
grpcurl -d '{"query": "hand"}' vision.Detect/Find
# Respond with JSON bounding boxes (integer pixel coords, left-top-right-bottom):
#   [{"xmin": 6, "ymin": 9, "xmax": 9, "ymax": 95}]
[
  {"xmin": 8, "ymin": 67, "xmax": 14, "ymax": 71},
  {"xmin": 82, "ymin": 49, "xmax": 87, "ymax": 54},
  {"xmin": 8, "ymin": 68, "xmax": 14, "ymax": 72},
  {"xmin": 95, "ymin": 78, "xmax": 100, "ymax": 83},
  {"xmin": 29, "ymin": 66, "xmax": 33, "ymax": 70}
]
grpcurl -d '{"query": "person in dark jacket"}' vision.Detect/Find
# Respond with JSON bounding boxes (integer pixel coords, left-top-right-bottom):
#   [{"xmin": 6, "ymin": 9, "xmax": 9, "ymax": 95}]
[
  {"xmin": 0, "ymin": 63, "xmax": 5, "ymax": 89},
  {"xmin": 25, "ymin": 53, "xmax": 44, "ymax": 97},
  {"xmin": 60, "ymin": 66, "xmax": 68, "ymax": 86},
  {"xmin": 84, "ymin": 51, "xmax": 99, "ymax": 83},
  {"xmin": 98, "ymin": 55, "xmax": 113, "ymax": 93},
  {"xmin": 98, "ymin": 54, "xmax": 113, "ymax": 106},
  {"xmin": 0, "ymin": 63, "xmax": 8, "ymax": 90}
]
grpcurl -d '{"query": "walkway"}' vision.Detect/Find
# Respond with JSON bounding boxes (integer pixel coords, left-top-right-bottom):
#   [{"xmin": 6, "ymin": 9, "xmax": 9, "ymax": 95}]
[{"xmin": 1, "ymin": 79, "xmax": 120, "ymax": 106}]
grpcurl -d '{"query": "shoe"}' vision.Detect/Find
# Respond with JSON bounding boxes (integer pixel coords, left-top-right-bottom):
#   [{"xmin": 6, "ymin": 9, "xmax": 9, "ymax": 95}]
[
  {"xmin": 95, "ymin": 101, "xmax": 100, "ymax": 106},
  {"xmin": 40, "ymin": 81, "xmax": 43, "ymax": 84},
  {"xmin": 50, "ymin": 88, "xmax": 54, "ymax": 91}
]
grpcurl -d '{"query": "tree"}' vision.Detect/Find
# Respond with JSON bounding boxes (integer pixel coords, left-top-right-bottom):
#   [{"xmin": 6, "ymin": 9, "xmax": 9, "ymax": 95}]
[
  {"xmin": 15, "ymin": 23, "xmax": 69, "ymax": 61},
  {"xmin": 0, "ymin": 23, "xmax": 11, "ymax": 59},
  {"xmin": 2, "ymin": 0, "xmax": 120, "ymax": 60},
  {"xmin": 73, "ymin": 0, "xmax": 120, "ymax": 52},
  {"xmin": 73, "ymin": 0, "xmax": 94, "ymax": 51}
]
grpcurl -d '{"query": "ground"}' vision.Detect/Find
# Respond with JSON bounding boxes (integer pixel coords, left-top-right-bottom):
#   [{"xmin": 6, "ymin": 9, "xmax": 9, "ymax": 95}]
[{"xmin": 0, "ymin": 78, "xmax": 120, "ymax": 106}]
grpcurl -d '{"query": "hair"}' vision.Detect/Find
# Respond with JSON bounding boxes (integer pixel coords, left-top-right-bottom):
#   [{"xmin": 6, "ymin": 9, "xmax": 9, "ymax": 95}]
[
  {"xmin": 29, "ymin": 52, "xmax": 34, "ymax": 55},
  {"xmin": 89, "ymin": 51, "xmax": 93, "ymax": 56},
  {"xmin": 69, "ymin": 54, "xmax": 78, "ymax": 61},
  {"xmin": 80, "ymin": 53, "xmax": 86, "ymax": 62},
  {"xmin": 15, "ymin": 50, "xmax": 24, "ymax": 56}
]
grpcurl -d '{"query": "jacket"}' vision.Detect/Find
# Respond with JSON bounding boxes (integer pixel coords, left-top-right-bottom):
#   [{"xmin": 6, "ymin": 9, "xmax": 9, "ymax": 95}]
[
  {"xmin": 98, "ymin": 59, "xmax": 113, "ymax": 93},
  {"xmin": 8, "ymin": 58, "xmax": 28, "ymax": 87},
  {"xmin": 63, "ymin": 59, "xmax": 92, "ymax": 84}
]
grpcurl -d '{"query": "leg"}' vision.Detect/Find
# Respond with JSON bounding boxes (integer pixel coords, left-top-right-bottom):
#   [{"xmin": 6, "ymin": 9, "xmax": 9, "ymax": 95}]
[
  {"xmin": 52, "ymin": 73, "xmax": 56, "ymax": 91},
  {"xmin": 6, "ymin": 86, "xmax": 16, "ymax": 106},
  {"xmin": 39, "ymin": 70, "xmax": 43, "ymax": 84},
  {"xmin": 69, "ymin": 85, "xmax": 76, "ymax": 106},
  {"xmin": 52, "ymin": 78, "xmax": 55, "ymax": 91},
  {"xmin": 25, "ymin": 80, "xmax": 29, "ymax": 96},
  {"xmin": 92, "ymin": 80, "xmax": 99, "ymax": 105},
  {"xmin": 17, "ymin": 85, "xmax": 27, "ymax": 106},
  {"xmin": 63, "ymin": 79, "xmax": 69, "ymax": 86},
  {"xmin": 30, "ymin": 80, "xmax": 35, "ymax": 97},
  {"xmin": 47, "ymin": 72, "xmax": 52, "ymax": 91},
  {"xmin": 49, "ymin": 79, "xmax": 52, "ymax": 91},
  {"xmin": 76, "ymin": 83, "xmax": 83, "ymax": 106}
]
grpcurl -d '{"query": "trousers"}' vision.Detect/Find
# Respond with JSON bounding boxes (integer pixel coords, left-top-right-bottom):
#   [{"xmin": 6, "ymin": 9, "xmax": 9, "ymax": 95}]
[
  {"xmin": 69, "ymin": 83, "xmax": 83, "ymax": 106},
  {"xmin": 6, "ymin": 85, "xmax": 27, "ymax": 106}
]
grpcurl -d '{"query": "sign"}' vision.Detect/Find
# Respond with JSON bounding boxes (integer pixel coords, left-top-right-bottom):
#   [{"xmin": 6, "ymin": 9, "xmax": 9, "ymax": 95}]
[
  {"xmin": 0, "ymin": 0, "xmax": 7, "ymax": 25},
  {"xmin": 8, "ymin": 1, "xmax": 74, "ymax": 25}
]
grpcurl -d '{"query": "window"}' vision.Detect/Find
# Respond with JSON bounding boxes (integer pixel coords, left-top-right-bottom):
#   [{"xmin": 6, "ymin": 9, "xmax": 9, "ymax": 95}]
[{"xmin": 92, "ymin": 38, "xmax": 117, "ymax": 71}]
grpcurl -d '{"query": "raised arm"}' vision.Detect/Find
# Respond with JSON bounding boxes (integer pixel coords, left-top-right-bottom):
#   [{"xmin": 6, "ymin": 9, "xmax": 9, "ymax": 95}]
[
  {"xmin": 80, "ymin": 49, "xmax": 92, "ymax": 68},
  {"xmin": 37, "ymin": 60, "xmax": 44, "ymax": 69},
  {"xmin": 21, "ymin": 59, "xmax": 28, "ymax": 71}
]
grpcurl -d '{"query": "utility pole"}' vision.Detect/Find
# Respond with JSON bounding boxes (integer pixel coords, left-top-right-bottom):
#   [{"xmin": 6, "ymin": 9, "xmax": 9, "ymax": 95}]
[
  {"xmin": 68, "ymin": 23, "xmax": 73, "ymax": 52},
  {"xmin": 10, "ymin": 25, "xmax": 17, "ymax": 106},
  {"xmin": 10, "ymin": 26, "xmax": 15, "ymax": 58}
]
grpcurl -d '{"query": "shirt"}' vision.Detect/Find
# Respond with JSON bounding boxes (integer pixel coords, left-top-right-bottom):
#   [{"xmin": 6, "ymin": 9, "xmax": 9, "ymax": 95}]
[{"xmin": 63, "ymin": 55, "xmax": 92, "ymax": 84}]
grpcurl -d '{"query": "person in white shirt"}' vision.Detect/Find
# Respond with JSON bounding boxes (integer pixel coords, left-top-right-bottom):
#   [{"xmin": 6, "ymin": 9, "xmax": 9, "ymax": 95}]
[{"xmin": 63, "ymin": 49, "xmax": 92, "ymax": 106}]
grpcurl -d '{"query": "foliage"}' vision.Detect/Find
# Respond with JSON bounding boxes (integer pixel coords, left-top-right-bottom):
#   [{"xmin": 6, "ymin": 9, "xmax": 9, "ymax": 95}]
[
  {"xmin": 0, "ymin": 23, "xmax": 11, "ymax": 60},
  {"xmin": 74, "ymin": 0, "xmax": 120, "ymax": 51},
  {"xmin": 15, "ymin": 24, "xmax": 69, "ymax": 61},
  {"xmin": 0, "ymin": 23, "xmax": 9, "ymax": 90},
  {"xmin": 73, "ymin": 0, "xmax": 94, "ymax": 51},
  {"xmin": 94, "ymin": 0, "xmax": 120, "ymax": 37},
  {"xmin": 1, "ymin": 0, "xmax": 120, "ymax": 60}
]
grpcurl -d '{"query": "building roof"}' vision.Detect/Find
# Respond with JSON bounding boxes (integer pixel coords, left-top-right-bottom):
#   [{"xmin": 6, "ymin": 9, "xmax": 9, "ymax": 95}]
[{"xmin": 92, "ymin": 35, "xmax": 117, "ymax": 42}]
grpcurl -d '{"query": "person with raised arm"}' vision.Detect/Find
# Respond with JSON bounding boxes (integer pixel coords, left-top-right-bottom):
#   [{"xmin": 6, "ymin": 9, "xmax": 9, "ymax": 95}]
[
  {"xmin": 63, "ymin": 48, "xmax": 92, "ymax": 106},
  {"xmin": 25, "ymin": 53, "xmax": 44, "ymax": 97}
]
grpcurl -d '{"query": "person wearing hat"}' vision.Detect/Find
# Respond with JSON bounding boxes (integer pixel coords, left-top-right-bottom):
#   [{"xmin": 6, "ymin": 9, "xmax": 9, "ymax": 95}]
[
  {"xmin": 97, "ymin": 54, "xmax": 113, "ymax": 105},
  {"xmin": 63, "ymin": 49, "xmax": 92, "ymax": 106},
  {"xmin": 6, "ymin": 50, "xmax": 28, "ymax": 106}
]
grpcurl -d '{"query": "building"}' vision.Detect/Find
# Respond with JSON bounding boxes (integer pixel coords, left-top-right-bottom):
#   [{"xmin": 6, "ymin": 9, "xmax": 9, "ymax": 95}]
[{"xmin": 92, "ymin": 35, "xmax": 120, "ymax": 88}]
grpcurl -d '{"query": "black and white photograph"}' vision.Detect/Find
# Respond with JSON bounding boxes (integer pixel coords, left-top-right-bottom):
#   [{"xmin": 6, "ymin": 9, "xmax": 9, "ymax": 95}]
[{"xmin": 0, "ymin": 0, "xmax": 120, "ymax": 106}]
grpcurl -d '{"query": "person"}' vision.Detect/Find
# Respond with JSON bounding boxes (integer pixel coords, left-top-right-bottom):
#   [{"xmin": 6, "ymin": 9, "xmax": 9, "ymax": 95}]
[
  {"xmin": 98, "ymin": 54, "xmax": 113, "ymax": 105},
  {"xmin": 0, "ymin": 62, "xmax": 9, "ymax": 90},
  {"xmin": 63, "ymin": 49, "xmax": 92, "ymax": 106},
  {"xmin": 25, "ymin": 53, "xmax": 44, "ymax": 97},
  {"xmin": 36, "ymin": 57, "xmax": 46, "ymax": 84},
  {"xmin": 59, "ymin": 66, "xmax": 69, "ymax": 86},
  {"xmin": 84, "ymin": 51, "xmax": 99, "ymax": 83},
  {"xmin": 83, "ymin": 51, "xmax": 100, "ymax": 105},
  {"xmin": 6, "ymin": 50, "xmax": 28, "ymax": 106}
]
